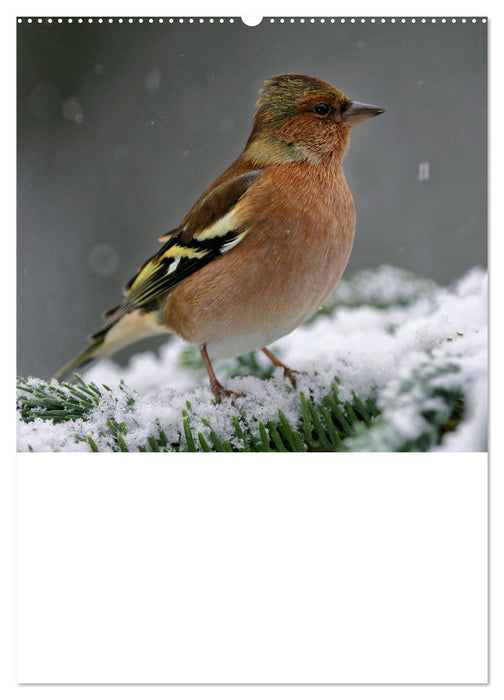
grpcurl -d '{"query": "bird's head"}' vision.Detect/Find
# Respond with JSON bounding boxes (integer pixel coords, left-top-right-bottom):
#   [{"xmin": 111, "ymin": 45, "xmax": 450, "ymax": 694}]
[{"xmin": 244, "ymin": 73, "xmax": 385, "ymax": 166}]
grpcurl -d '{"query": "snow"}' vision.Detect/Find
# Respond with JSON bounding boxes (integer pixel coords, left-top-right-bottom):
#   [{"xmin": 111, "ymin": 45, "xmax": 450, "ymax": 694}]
[{"xmin": 17, "ymin": 265, "xmax": 488, "ymax": 452}]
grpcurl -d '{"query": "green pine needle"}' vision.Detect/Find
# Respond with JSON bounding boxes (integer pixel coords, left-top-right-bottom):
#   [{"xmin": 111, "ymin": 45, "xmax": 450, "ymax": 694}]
[{"xmin": 17, "ymin": 363, "xmax": 467, "ymax": 453}]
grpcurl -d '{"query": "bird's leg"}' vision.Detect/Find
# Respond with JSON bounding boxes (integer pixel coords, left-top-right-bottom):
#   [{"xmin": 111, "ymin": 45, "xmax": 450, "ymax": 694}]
[
  {"xmin": 261, "ymin": 347, "xmax": 304, "ymax": 388},
  {"xmin": 200, "ymin": 345, "xmax": 244, "ymax": 404}
]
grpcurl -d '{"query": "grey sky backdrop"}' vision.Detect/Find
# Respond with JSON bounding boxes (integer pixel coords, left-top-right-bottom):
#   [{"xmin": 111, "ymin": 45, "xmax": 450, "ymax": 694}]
[{"xmin": 17, "ymin": 17, "xmax": 487, "ymax": 378}]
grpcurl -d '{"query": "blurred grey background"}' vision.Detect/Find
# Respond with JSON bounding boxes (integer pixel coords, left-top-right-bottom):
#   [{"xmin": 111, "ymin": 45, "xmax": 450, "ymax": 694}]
[{"xmin": 17, "ymin": 17, "xmax": 487, "ymax": 378}]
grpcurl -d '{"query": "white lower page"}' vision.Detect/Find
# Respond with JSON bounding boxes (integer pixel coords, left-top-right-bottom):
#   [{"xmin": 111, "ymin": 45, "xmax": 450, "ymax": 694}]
[{"xmin": 16, "ymin": 453, "xmax": 487, "ymax": 684}]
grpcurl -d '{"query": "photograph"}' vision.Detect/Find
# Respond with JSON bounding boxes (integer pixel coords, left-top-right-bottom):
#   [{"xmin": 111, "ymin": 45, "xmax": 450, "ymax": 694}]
[{"xmin": 16, "ymin": 16, "xmax": 488, "ymax": 452}]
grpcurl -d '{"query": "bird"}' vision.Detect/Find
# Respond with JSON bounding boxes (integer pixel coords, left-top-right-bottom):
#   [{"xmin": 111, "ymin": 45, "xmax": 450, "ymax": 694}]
[{"xmin": 53, "ymin": 73, "xmax": 384, "ymax": 402}]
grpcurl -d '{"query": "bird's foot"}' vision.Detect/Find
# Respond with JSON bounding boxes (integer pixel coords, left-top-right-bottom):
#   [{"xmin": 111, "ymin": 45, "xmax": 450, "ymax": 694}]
[
  {"xmin": 261, "ymin": 347, "xmax": 305, "ymax": 389},
  {"xmin": 210, "ymin": 380, "xmax": 245, "ymax": 405},
  {"xmin": 200, "ymin": 344, "xmax": 245, "ymax": 405},
  {"xmin": 282, "ymin": 367, "xmax": 306, "ymax": 389}
]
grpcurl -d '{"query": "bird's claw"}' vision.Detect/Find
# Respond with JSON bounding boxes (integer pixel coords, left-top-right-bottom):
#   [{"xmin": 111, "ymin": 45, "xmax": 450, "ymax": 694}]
[
  {"xmin": 283, "ymin": 367, "xmax": 306, "ymax": 388},
  {"xmin": 210, "ymin": 382, "xmax": 245, "ymax": 405}
]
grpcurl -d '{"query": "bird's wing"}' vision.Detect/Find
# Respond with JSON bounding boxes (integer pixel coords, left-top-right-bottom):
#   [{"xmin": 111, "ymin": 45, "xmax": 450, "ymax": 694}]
[
  {"xmin": 102, "ymin": 168, "xmax": 262, "ymax": 321},
  {"xmin": 178, "ymin": 168, "xmax": 262, "ymax": 243}
]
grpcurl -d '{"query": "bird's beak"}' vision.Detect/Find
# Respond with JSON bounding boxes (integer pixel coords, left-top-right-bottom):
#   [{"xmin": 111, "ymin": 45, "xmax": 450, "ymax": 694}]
[{"xmin": 342, "ymin": 101, "xmax": 385, "ymax": 125}]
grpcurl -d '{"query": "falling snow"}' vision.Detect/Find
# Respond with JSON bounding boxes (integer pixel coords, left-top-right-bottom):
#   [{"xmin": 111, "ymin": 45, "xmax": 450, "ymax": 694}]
[{"xmin": 418, "ymin": 162, "xmax": 430, "ymax": 181}]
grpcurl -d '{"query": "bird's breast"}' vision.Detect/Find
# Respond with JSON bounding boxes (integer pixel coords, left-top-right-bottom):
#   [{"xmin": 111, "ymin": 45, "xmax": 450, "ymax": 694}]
[{"xmin": 165, "ymin": 160, "xmax": 356, "ymax": 357}]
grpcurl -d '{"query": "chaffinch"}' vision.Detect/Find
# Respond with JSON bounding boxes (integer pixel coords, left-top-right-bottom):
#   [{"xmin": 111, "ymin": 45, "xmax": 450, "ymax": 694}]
[{"xmin": 53, "ymin": 73, "xmax": 384, "ymax": 402}]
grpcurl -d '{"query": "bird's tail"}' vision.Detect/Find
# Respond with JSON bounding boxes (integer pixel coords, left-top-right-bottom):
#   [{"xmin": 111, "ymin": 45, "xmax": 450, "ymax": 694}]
[{"xmin": 52, "ymin": 307, "xmax": 171, "ymax": 382}]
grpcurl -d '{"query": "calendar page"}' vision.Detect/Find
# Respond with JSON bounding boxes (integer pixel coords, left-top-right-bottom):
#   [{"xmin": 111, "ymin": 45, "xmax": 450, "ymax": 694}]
[{"xmin": 15, "ymin": 10, "xmax": 488, "ymax": 687}]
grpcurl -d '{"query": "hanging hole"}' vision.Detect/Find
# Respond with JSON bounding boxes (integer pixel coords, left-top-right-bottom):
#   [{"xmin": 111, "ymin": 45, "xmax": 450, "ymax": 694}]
[{"xmin": 241, "ymin": 17, "xmax": 263, "ymax": 27}]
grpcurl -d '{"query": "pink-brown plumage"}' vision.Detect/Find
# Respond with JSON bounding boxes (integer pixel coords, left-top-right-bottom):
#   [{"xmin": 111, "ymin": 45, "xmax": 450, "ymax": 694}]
[{"xmin": 165, "ymin": 156, "xmax": 355, "ymax": 358}]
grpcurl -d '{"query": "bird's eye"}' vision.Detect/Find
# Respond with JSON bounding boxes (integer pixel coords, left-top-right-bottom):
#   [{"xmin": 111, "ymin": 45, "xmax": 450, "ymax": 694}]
[{"xmin": 313, "ymin": 103, "xmax": 331, "ymax": 116}]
